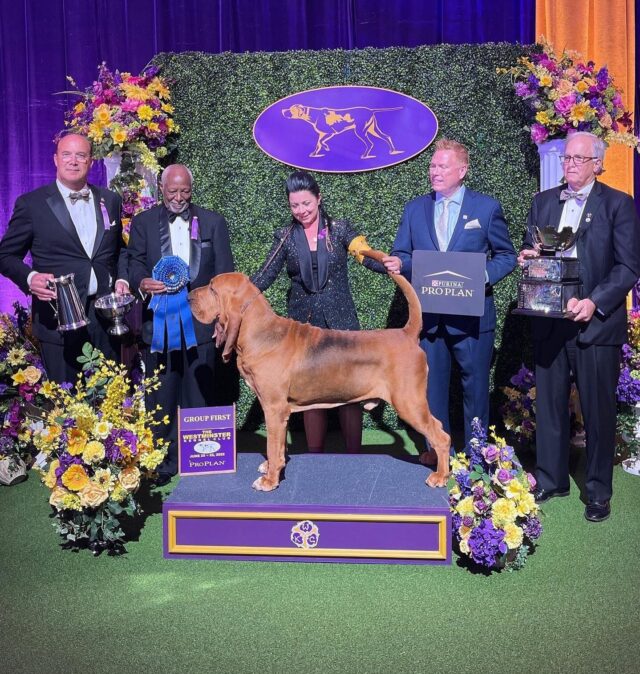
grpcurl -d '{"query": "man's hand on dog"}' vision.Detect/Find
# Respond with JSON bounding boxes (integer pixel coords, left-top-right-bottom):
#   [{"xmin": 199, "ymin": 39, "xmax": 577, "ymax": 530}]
[{"xmin": 382, "ymin": 255, "xmax": 402, "ymax": 274}]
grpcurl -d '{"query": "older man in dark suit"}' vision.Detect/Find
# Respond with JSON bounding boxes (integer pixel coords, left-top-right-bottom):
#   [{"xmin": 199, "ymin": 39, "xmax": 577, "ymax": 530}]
[
  {"xmin": 0, "ymin": 133, "xmax": 126, "ymax": 383},
  {"xmin": 384, "ymin": 139, "xmax": 516, "ymax": 454},
  {"xmin": 126, "ymin": 164, "xmax": 235, "ymax": 484},
  {"xmin": 519, "ymin": 131, "xmax": 640, "ymax": 522}
]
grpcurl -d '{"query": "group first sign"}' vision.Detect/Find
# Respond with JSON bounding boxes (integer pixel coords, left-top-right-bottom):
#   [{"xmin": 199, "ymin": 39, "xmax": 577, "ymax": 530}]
[{"xmin": 178, "ymin": 405, "xmax": 236, "ymax": 476}]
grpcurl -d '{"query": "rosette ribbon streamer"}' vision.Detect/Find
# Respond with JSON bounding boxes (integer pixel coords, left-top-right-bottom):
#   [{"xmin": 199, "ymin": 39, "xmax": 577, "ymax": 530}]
[{"xmin": 149, "ymin": 256, "xmax": 197, "ymax": 353}]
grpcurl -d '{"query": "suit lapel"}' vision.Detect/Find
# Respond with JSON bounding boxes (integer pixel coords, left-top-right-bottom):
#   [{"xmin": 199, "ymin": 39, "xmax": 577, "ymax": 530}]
[
  {"xmin": 159, "ymin": 208, "xmax": 172, "ymax": 257},
  {"xmin": 90, "ymin": 186, "xmax": 105, "ymax": 257},
  {"xmin": 575, "ymin": 181, "xmax": 603, "ymax": 242},
  {"xmin": 189, "ymin": 207, "xmax": 201, "ymax": 282},
  {"xmin": 292, "ymin": 224, "xmax": 316, "ymax": 292},
  {"xmin": 424, "ymin": 193, "xmax": 439, "ymax": 250},
  {"xmin": 45, "ymin": 184, "xmax": 84, "ymax": 251},
  {"xmin": 446, "ymin": 189, "xmax": 472, "ymax": 252},
  {"xmin": 316, "ymin": 227, "xmax": 329, "ymax": 290}
]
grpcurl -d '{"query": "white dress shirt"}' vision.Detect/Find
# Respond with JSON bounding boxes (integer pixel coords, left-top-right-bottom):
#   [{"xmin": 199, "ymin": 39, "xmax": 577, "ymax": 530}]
[
  {"xmin": 169, "ymin": 212, "xmax": 191, "ymax": 265},
  {"xmin": 557, "ymin": 179, "xmax": 595, "ymax": 259}
]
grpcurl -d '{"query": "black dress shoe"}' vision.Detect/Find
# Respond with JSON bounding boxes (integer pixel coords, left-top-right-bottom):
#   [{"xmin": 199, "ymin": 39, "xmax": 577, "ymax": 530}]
[
  {"xmin": 534, "ymin": 487, "xmax": 570, "ymax": 504},
  {"xmin": 584, "ymin": 500, "xmax": 611, "ymax": 522}
]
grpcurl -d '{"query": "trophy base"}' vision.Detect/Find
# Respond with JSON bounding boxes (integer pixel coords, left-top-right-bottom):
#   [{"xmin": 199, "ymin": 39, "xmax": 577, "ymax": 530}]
[
  {"xmin": 57, "ymin": 319, "xmax": 90, "ymax": 332},
  {"xmin": 108, "ymin": 324, "xmax": 130, "ymax": 336},
  {"xmin": 512, "ymin": 308, "xmax": 576, "ymax": 319}
]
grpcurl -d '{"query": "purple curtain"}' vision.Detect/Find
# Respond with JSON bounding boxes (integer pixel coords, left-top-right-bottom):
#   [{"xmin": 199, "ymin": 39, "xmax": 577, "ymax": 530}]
[{"xmin": 0, "ymin": 0, "xmax": 535, "ymax": 310}]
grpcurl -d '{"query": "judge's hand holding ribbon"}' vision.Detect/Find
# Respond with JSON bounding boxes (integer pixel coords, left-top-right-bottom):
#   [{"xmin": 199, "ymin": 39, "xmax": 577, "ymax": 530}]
[{"xmin": 140, "ymin": 277, "xmax": 167, "ymax": 296}]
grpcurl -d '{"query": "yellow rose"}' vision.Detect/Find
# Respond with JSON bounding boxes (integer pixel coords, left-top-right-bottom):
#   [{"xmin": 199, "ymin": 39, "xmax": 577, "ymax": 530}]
[
  {"xmin": 67, "ymin": 428, "xmax": 88, "ymax": 456},
  {"xmin": 22, "ymin": 365, "xmax": 42, "ymax": 385},
  {"xmin": 503, "ymin": 522, "xmax": 524, "ymax": 549},
  {"xmin": 61, "ymin": 464, "xmax": 90, "ymax": 492},
  {"xmin": 49, "ymin": 486, "xmax": 70, "ymax": 510},
  {"xmin": 82, "ymin": 440, "xmax": 105, "ymax": 464},
  {"xmin": 79, "ymin": 481, "xmax": 109, "ymax": 508},
  {"xmin": 516, "ymin": 492, "xmax": 537, "ymax": 517},
  {"xmin": 42, "ymin": 460, "xmax": 60, "ymax": 488},
  {"xmin": 119, "ymin": 466, "xmax": 140, "ymax": 492},
  {"xmin": 491, "ymin": 498, "xmax": 517, "ymax": 527}
]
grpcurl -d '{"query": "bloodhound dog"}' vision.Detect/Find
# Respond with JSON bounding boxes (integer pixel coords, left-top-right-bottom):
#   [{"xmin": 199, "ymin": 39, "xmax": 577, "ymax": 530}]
[{"xmin": 189, "ymin": 250, "xmax": 450, "ymax": 491}]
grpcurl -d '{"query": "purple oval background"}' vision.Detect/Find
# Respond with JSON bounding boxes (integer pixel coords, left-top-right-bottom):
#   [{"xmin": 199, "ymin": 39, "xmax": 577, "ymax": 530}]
[{"xmin": 253, "ymin": 86, "xmax": 438, "ymax": 173}]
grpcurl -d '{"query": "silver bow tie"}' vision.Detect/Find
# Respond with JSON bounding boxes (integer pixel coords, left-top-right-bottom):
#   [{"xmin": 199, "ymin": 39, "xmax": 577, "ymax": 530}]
[
  {"xmin": 69, "ymin": 189, "xmax": 90, "ymax": 204},
  {"xmin": 560, "ymin": 189, "xmax": 586, "ymax": 202}
]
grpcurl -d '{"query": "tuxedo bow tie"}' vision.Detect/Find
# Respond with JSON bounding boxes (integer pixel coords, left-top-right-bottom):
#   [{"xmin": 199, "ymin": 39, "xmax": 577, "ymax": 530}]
[
  {"xmin": 69, "ymin": 189, "xmax": 90, "ymax": 204},
  {"xmin": 169, "ymin": 210, "xmax": 190, "ymax": 223},
  {"xmin": 560, "ymin": 189, "xmax": 586, "ymax": 202}
]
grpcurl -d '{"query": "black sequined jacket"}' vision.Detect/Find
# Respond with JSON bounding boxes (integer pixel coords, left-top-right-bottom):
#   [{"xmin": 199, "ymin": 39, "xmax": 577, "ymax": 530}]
[{"xmin": 252, "ymin": 219, "xmax": 384, "ymax": 330}]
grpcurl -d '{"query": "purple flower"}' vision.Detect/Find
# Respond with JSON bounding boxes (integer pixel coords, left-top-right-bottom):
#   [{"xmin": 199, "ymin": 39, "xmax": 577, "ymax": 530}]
[
  {"xmin": 468, "ymin": 520, "xmax": 507, "ymax": 567},
  {"xmin": 496, "ymin": 468, "xmax": 512, "ymax": 484},
  {"xmin": 530, "ymin": 123, "xmax": 549, "ymax": 144},
  {"xmin": 462, "ymin": 515, "xmax": 474, "ymax": 528},
  {"xmin": 527, "ymin": 74, "xmax": 540, "ymax": 89},
  {"xmin": 523, "ymin": 516, "xmax": 543, "ymax": 541},
  {"xmin": 596, "ymin": 67, "xmax": 609, "ymax": 91},
  {"xmin": 554, "ymin": 94, "xmax": 577, "ymax": 116},
  {"xmin": 482, "ymin": 444, "xmax": 500, "ymax": 463},
  {"xmin": 510, "ymin": 364, "xmax": 534, "ymax": 388},
  {"xmin": 514, "ymin": 82, "xmax": 530, "ymax": 97}
]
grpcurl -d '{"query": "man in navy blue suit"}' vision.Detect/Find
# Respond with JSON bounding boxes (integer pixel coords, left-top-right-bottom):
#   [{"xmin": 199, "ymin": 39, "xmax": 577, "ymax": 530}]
[{"xmin": 383, "ymin": 139, "xmax": 516, "ymax": 455}]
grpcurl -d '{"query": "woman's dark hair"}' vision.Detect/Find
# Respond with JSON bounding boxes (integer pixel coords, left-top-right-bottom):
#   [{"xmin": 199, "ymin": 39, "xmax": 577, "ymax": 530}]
[
  {"xmin": 285, "ymin": 170, "xmax": 320, "ymax": 198},
  {"xmin": 285, "ymin": 170, "xmax": 332, "ymax": 228}
]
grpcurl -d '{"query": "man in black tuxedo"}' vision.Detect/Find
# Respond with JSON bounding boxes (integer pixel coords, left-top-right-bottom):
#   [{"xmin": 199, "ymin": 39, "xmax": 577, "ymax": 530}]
[
  {"xmin": 519, "ymin": 131, "xmax": 640, "ymax": 522},
  {"xmin": 126, "ymin": 164, "xmax": 235, "ymax": 484},
  {"xmin": 0, "ymin": 133, "xmax": 127, "ymax": 383}
]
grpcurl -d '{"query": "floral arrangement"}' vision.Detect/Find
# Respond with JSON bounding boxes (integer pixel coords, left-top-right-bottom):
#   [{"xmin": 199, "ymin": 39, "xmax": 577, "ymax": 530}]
[
  {"xmin": 500, "ymin": 365, "xmax": 536, "ymax": 445},
  {"xmin": 616, "ymin": 310, "xmax": 640, "ymax": 465},
  {"xmin": 0, "ymin": 304, "xmax": 47, "ymax": 477},
  {"xmin": 500, "ymin": 363, "xmax": 584, "ymax": 447},
  {"xmin": 62, "ymin": 62, "xmax": 179, "ymax": 241},
  {"xmin": 498, "ymin": 37, "xmax": 639, "ymax": 149},
  {"xmin": 31, "ymin": 344, "xmax": 168, "ymax": 554},
  {"xmin": 449, "ymin": 421, "xmax": 542, "ymax": 571}
]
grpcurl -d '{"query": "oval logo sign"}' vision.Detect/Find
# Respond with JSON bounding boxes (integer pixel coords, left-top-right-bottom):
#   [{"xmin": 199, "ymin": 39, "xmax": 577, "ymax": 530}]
[
  {"xmin": 194, "ymin": 441, "xmax": 221, "ymax": 454},
  {"xmin": 253, "ymin": 86, "xmax": 438, "ymax": 173}
]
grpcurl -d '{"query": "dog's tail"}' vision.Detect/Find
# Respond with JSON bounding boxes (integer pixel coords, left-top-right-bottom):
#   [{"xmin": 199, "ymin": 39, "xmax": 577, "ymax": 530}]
[{"xmin": 360, "ymin": 248, "xmax": 422, "ymax": 341}]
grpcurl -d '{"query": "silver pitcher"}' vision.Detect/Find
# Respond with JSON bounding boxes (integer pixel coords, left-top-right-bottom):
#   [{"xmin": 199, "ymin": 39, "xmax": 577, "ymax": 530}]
[{"xmin": 47, "ymin": 273, "xmax": 90, "ymax": 331}]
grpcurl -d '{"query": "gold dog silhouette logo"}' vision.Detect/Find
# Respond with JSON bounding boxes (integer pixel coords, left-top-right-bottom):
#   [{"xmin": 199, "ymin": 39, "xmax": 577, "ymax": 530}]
[
  {"xmin": 254, "ymin": 86, "xmax": 438, "ymax": 173},
  {"xmin": 281, "ymin": 103, "xmax": 404, "ymax": 159}
]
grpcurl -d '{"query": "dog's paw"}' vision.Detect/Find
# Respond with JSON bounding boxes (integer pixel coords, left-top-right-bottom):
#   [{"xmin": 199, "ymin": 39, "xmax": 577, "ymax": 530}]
[
  {"xmin": 257, "ymin": 460, "xmax": 268, "ymax": 475},
  {"xmin": 252, "ymin": 476, "xmax": 279, "ymax": 492},
  {"xmin": 425, "ymin": 471, "xmax": 449, "ymax": 488}
]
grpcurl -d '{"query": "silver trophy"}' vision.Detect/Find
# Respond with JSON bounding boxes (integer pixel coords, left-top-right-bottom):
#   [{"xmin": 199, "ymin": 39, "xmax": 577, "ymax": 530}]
[
  {"xmin": 95, "ymin": 292, "xmax": 135, "ymax": 336},
  {"xmin": 47, "ymin": 273, "xmax": 90, "ymax": 331},
  {"xmin": 513, "ymin": 226, "xmax": 582, "ymax": 318}
]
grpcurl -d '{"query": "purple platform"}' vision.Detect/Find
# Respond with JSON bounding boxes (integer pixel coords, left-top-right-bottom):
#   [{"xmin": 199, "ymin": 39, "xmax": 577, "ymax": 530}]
[{"xmin": 163, "ymin": 453, "xmax": 451, "ymax": 565}]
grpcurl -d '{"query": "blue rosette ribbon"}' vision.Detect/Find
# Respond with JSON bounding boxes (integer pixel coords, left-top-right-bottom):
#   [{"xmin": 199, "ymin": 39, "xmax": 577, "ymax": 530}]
[{"xmin": 149, "ymin": 255, "xmax": 197, "ymax": 353}]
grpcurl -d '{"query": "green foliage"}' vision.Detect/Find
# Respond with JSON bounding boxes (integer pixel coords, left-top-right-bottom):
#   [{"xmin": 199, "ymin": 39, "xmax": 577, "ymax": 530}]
[{"xmin": 154, "ymin": 44, "xmax": 538, "ymax": 429}]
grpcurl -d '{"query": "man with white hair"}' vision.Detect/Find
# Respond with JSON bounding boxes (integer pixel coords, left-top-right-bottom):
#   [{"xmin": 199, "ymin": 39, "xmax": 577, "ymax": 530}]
[
  {"xmin": 519, "ymin": 131, "xmax": 640, "ymax": 522},
  {"xmin": 126, "ymin": 164, "xmax": 234, "ymax": 485}
]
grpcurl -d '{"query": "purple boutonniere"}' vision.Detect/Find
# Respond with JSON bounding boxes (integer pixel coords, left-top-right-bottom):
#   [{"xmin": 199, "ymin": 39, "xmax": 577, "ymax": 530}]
[
  {"xmin": 100, "ymin": 199, "xmax": 112, "ymax": 230},
  {"xmin": 191, "ymin": 215, "xmax": 199, "ymax": 241},
  {"xmin": 317, "ymin": 227, "xmax": 327, "ymax": 240}
]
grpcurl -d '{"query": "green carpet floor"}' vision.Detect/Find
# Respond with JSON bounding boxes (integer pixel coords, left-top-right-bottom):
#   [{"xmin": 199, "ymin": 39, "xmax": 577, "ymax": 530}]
[{"xmin": 1, "ymin": 430, "xmax": 639, "ymax": 674}]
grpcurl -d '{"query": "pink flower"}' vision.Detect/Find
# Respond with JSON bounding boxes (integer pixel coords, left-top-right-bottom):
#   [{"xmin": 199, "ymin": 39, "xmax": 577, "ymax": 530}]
[
  {"xmin": 121, "ymin": 99, "xmax": 142, "ymax": 112},
  {"xmin": 530, "ymin": 123, "xmax": 549, "ymax": 144},
  {"xmin": 554, "ymin": 94, "xmax": 576, "ymax": 116}
]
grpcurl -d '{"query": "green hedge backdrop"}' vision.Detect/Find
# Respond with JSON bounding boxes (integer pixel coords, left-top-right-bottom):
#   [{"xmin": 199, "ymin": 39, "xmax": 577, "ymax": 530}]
[{"xmin": 154, "ymin": 43, "xmax": 538, "ymax": 430}]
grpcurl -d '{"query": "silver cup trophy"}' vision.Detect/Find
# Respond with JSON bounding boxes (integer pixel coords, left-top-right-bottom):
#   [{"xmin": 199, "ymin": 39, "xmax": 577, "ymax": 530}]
[
  {"xmin": 513, "ymin": 226, "xmax": 582, "ymax": 318},
  {"xmin": 47, "ymin": 273, "xmax": 90, "ymax": 331},
  {"xmin": 94, "ymin": 292, "xmax": 135, "ymax": 335}
]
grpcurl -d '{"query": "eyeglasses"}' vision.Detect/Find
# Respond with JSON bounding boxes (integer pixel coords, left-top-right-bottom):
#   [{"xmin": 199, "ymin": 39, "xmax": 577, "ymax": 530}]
[
  {"xmin": 559, "ymin": 155, "xmax": 598, "ymax": 166},
  {"xmin": 59, "ymin": 152, "xmax": 91, "ymax": 163}
]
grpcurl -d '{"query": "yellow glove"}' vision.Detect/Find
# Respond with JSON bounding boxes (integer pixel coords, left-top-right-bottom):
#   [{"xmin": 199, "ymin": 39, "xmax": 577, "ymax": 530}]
[{"xmin": 348, "ymin": 235, "xmax": 371, "ymax": 264}]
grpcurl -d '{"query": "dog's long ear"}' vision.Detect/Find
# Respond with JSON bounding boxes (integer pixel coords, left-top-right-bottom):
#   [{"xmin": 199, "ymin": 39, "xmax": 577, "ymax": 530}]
[{"xmin": 221, "ymin": 313, "xmax": 241, "ymax": 363}]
